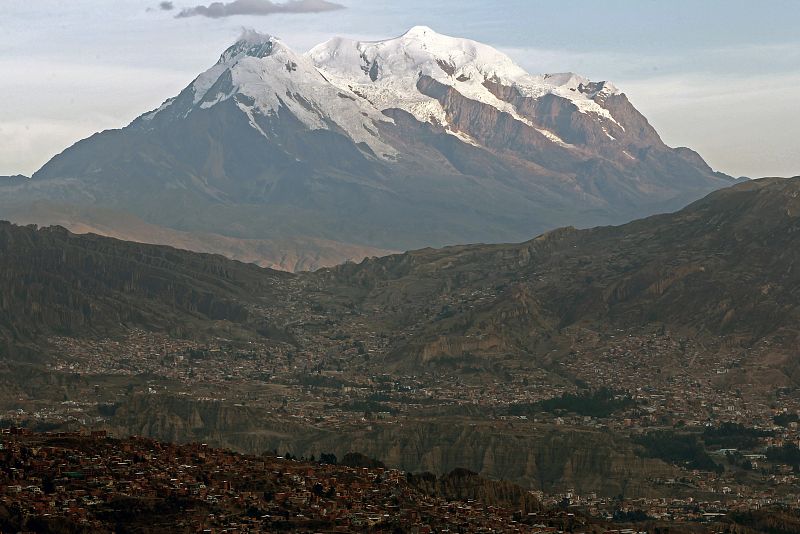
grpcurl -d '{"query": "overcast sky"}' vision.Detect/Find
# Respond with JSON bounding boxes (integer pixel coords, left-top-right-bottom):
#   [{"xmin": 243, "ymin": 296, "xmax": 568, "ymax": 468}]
[{"xmin": 2, "ymin": 0, "xmax": 798, "ymax": 178}]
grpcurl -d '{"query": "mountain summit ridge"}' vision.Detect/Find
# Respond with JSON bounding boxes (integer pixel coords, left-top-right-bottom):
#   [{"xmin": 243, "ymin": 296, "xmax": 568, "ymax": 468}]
[
  {"xmin": 2, "ymin": 27, "xmax": 735, "ymax": 271},
  {"xmin": 145, "ymin": 27, "xmax": 627, "ymax": 152},
  {"xmin": 308, "ymin": 25, "xmax": 621, "ymax": 133},
  {"xmin": 137, "ymin": 30, "xmax": 396, "ymax": 158}
]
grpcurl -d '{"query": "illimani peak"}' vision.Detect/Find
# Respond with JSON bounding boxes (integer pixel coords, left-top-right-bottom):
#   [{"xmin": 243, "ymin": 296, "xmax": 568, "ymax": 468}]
[{"xmin": 1, "ymin": 28, "xmax": 733, "ymax": 272}]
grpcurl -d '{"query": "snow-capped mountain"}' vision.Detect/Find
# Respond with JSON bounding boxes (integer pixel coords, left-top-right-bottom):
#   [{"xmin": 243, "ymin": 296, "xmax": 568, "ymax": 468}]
[{"xmin": 0, "ymin": 28, "xmax": 735, "ymax": 271}]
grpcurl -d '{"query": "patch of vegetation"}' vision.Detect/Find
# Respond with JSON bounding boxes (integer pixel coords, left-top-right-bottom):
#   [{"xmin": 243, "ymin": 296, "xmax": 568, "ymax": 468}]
[
  {"xmin": 367, "ymin": 392, "xmax": 393, "ymax": 402},
  {"xmin": 702, "ymin": 422, "xmax": 772, "ymax": 450},
  {"xmin": 507, "ymin": 388, "xmax": 635, "ymax": 418},
  {"xmin": 297, "ymin": 374, "xmax": 351, "ymax": 389},
  {"xmin": 337, "ymin": 400, "xmax": 398, "ymax": 415},
  {"xmin": 774, "ymin": 413, "xmax": 800, "ymax": 427},
  {"xmin": 766, "ymin": 443, "xmax": 800, "ymax": 466},
  {"xmin": 435, "ymin": 305, "xmax": 456, "ymax": 320},
  {"xmin": 613, "ymin": 509, "xmax": 652, "ymax": 522},
  {"xmin": 729, "ymin": 508, "xmax": 800, "ymax": 534},
  {"xmin": 634, "ymin": 431, "xmax": 722, "ymax": 472}
]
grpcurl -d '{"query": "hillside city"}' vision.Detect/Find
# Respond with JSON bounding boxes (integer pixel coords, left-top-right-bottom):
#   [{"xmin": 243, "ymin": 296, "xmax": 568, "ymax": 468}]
[
  {"xmin": 2, "ymin": 429, "xmax": 798, "ymax": 533},
  {"xmin": 1, "ymin": 312, "xmax": 795, "ymax": 529}
]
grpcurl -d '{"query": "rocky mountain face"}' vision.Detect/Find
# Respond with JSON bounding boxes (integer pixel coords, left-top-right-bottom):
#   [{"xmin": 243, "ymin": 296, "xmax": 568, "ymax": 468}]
[
  {"xmin": 0, "ymin": 348, "xmax": 679, "ymax": 496},
  {"xmin": 0, "ymin": 177, "xmax": 790, "ymax": 364},
  {"xmin": 0, "ymin": 175, "xmax": 27, "ymax": 184},
  {"xmin": 0, "ymin": 27, "xmax": 734, "ymax": 271},
  {"xmin": 0, "ymin": 221, "xmax": 289, "ymax": 358},
  {"xmin": 317, "ymin": 176, "xmax": 800, "ymax": 364}
]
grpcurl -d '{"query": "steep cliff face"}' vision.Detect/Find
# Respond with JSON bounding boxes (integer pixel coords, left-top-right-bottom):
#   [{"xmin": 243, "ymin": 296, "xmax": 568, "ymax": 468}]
[
  {"xmin": 416, "ymin": 76, "xmax": 580, "ymax": 174},
  {"xmin": 0, "ymin": 222, "xmax": 288, "ymax": 347},
  {"xmin": 484, "ymin": 79, "xmax": 661, "ymax": 153},
  {"xmin": 100, "ymin": 393, "xmax": 677, "ymax": 498},
  {"xmin": 0, "ymin": 362, "xmax": 678, "ymax": 500},
  {"xmin": 284, "ymin": 421, "xmax": 678, "ymax": 497}
]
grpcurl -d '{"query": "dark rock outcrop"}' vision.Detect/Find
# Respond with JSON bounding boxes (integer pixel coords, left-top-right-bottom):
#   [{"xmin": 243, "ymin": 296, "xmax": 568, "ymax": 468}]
[{"xmin": 0, "ymin": 221, "xmax": 287, "ymax": 346}]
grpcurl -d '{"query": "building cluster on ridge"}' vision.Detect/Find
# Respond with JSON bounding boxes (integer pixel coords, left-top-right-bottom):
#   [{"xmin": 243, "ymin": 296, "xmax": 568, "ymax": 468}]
[{"xmin": 0, "ymin": 429, "xmax": 595, "ymax": 533}]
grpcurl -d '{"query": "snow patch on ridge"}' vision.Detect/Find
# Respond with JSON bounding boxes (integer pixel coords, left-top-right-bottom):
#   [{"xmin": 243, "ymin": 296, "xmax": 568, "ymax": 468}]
[
  {"xmin": 447, "ymin": 129, "xmax": 481, "ymax": 147},
  {"xmin": 536, "ymin": 128, "xmax": 572, "ymax": 148}
]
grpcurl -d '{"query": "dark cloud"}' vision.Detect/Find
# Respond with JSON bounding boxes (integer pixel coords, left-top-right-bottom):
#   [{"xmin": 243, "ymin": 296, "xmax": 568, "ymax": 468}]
[
  {"xmin": 176, "ymin": 0, "xmax": 344, "ymax": 18},
  {"xmin": 159, "ymin": 1, "xmax": 175, "ymax": 10}
]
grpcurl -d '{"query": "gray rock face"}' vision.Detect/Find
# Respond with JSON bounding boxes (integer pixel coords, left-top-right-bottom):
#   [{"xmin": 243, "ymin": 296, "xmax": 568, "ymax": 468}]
[
  {"xmin": 0, "ymin": 30, "xmax": 736, "ymax": 271},
  {"xmin": 0, "ymin": 175, "xmax": 28, "ymax": 185}
]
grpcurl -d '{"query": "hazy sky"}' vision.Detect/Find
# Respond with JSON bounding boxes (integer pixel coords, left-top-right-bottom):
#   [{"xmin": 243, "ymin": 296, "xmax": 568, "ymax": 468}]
[{"xmin": 2, "ymin": 0, "xmax": 798, "ymax": 178}]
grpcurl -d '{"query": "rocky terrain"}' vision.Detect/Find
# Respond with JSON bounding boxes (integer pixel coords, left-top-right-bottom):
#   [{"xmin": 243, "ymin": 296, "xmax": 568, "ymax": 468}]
[
  {"xmin": 0, "ymin": 28, "xmax": 734, "ymax": 271},
  {"xmin": 314, "ymin": 176, "xmax": 800, "ymax": 380},
  {"xmin": 0, "ymin": 221, "xmax": 286, "ymax": 350}
]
